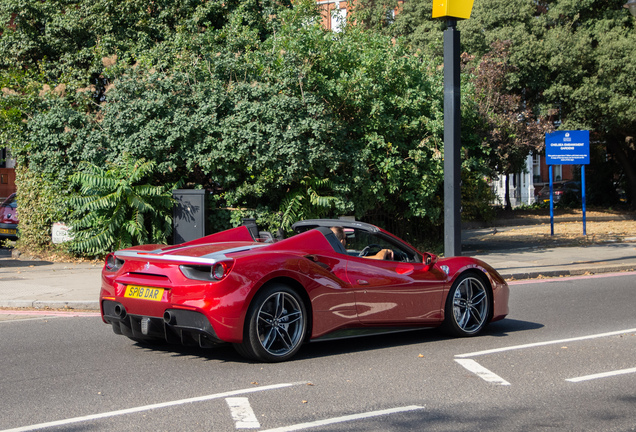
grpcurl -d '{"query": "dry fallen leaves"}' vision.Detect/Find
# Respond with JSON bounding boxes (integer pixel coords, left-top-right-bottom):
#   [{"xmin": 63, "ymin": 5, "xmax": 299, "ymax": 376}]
[{"xmin": 478, "ymin": 217, "xmax": 636, "ymax": 247}]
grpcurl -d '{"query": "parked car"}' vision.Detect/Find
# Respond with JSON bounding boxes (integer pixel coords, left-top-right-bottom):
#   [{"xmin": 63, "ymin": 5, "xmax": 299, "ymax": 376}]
[
  {"xmin": 0, "ymin": 193, "xmax": 18, "ymax": 241},
  {"xmin": 537, "ymin": 181, "xmax": 581, "ymax": 203},
  {"xmin": 100, "ymin": 219, "xmax": 509, "ymax": 362}
]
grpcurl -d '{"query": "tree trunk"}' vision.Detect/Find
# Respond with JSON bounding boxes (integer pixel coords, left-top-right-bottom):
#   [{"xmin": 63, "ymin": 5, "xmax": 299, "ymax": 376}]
[
  {"xmin": 504, "ymin": 174, "xmax": 512, "ymax": 211},
  {"xmin": 606, "ymin": 138, "xmax": 636, "ymax": 210}
]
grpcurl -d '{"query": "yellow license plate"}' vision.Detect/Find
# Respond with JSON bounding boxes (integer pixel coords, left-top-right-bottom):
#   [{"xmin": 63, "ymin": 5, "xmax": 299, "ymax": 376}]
[
  {"xmin": 124, "ymin": 285, "xmax": 164, "ymax": 302},
  {"xmin": 0, "ymin": 228, "xmax": 16, "ymax": 235}
]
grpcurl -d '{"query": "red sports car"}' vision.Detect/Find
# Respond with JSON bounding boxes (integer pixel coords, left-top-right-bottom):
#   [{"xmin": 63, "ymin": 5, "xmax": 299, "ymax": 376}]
[{"xmin": 100, "ymin": 219, "xmax": 509, "ymax": 362}]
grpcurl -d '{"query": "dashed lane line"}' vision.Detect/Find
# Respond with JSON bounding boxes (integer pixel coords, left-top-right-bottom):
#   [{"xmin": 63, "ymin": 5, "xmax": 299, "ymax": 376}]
[
  {"xmin": 454, "ymin": 359, "xmax": 511, "ymax": 386},
  {"xmin": 226, "ymin": 397, "xmax": 261, "ymax": 429},
  {"xmin": 259, "ymin": 405, "xmax": 426, "ymax": 432},
  {"xmin": 0, "ymin": 382, "xmax": 303, "ymax": 432},
  {"xmin": 566, "ymin": 367, "xmax": 636, "ymax": 383},
  {"xmin": 455, "ymin": 328, "xmax": 636, "ymax": 359},
  {"xmin": 454, "ymin": 328, "xmax": 636, "ymax": 386}
]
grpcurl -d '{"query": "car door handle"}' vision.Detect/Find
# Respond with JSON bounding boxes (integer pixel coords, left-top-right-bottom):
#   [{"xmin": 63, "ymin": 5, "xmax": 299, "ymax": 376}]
[{"xmin": 357, "ymin": 279, "xmax": 369, "ymax": 285}]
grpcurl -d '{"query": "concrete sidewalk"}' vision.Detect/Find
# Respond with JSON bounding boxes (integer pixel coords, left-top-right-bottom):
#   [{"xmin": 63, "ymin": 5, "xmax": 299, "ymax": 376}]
[
  {"xmin": 1, "ymin": 240, "xmax": 635, "ymax": 311},
  {"xmin": 470, "ymin": 242, "xmax": 636, "ymax": 280},
  {"xmin": 0, "ymin": 257, "xmax": 102, "ymax": 310}
]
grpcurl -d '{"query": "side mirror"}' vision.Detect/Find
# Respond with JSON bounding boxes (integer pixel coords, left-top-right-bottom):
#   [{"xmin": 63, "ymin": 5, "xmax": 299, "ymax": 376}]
[{"xmin": 424, "ymin": 253, "xmax": 438, "ymax": 267}]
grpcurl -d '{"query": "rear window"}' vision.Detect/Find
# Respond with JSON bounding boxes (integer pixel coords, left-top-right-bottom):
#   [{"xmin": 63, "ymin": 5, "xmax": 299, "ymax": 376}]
[{"xmin": 1, "ymin": 196, "xmax": 16, "ymax": 209}]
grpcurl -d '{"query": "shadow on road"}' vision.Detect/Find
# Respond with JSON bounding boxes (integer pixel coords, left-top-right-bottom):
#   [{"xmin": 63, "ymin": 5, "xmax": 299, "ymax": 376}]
[
  {"xmin": 482, "ymin": 318, "xmax": 544, "ymax": 337},
  {"xmin": 0, "ymin": 258, "xmax": 54, "ymax": 268},
  {"xmin": 127, "ymin": 317, "xmax": 544, "ymax": 363}
]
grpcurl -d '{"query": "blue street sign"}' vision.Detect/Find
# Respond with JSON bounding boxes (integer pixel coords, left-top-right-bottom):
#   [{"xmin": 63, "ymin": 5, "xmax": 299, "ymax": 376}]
[
  {"xmin": 545, "ymin": 130, "xmax": 590, "ymax": 165},
  {"xmin": 544, "ymin": 130, "xmax": 590, "ymax": 237}
]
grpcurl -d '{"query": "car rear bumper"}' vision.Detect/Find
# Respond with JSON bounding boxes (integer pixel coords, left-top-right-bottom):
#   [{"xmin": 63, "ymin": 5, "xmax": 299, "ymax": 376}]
[
  {"xmin": 102, "ymin": 299, "xmax": 225, "ymax": 347},
  {"xmin": 0, "ymin": 222, "xmax": 18, "ymax": 240}
]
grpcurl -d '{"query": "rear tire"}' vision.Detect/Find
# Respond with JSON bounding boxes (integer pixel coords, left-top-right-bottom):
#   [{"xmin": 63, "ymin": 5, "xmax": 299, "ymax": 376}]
[
  {"xmin": 234, "ymin": 284, "xmax": 307, "ymax": 362},
  {"xmin": 441, "ymin": 272, "xmax": 491, "ymax": 337}
]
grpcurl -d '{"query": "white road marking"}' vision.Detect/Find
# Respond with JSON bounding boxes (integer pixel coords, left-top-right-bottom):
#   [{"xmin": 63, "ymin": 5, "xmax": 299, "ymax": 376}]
[
  {"xmin": 566, "ymin": 367, "xmax": 636, "ymax": 383},
  {"xmin": 259, "ymin": 405, "xmax": 425, "ymax": 432},
  {"xmin": 455, "ymin": 359, "xmax": 511, "ymax": 386},
  {"xmin": 0, "ymin": 383, "xmax": 302, "ymax": 432},
  {"xmin": 226, "ymin": 397, "xmax": 261, "ymax": 429},
  {"xmin": 507, "ymin": 271, "xmax": 636, "ymax": 286},
  {"xmin": 455, "ymin": 328, "xmax": 636, "ymax": 358},
  {"xmin": 0, "ymin": 310, "xmax": 100, "ymax": 317},
  {"xmin": 0, "ymin": 317, "xmax": 65, "ymax": 323}
]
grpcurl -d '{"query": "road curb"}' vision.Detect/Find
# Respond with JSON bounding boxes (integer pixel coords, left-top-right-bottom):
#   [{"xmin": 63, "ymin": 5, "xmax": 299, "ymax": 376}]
[
  {"xmin": 0, "ymin": 300, "xmax": 100, "ymax": 311},
  {"xmin": 502, "ymin": 264, "xmax": 636, "ymax": 281}
]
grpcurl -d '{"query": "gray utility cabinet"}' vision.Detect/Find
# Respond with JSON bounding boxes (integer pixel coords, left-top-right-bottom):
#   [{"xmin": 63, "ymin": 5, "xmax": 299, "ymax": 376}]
[{"xmin": 172, "ymin": 189, "xmax": 207, "ymax": 244}]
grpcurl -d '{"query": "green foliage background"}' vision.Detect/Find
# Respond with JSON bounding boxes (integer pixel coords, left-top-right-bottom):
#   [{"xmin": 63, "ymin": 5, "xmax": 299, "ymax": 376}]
[
  {"xmin": 13, "ymin": 166, "xmax": 69, "ymax": 251},
  {"xmin": 1, "ymin": 0, "xmax": 481, "ymax": 255},
  {"xmin": 69, "ymin": 158, "xmax": 177, "ymax": 256},
  {"xmin": 5, "ymin": 0, "xmax": 630, "ymax": 256},
  {"xmin": 390, "ymin": 0, "xmax": 636, "ymax": 209}
]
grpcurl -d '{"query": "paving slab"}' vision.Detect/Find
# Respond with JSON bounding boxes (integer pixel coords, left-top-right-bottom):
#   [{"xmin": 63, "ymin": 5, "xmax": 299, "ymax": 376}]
[
  {"xmin": 468, "ymin": 241, "xmax": 636, "ymax": 280},
  {"xmin": 0, "ymin": 259, "xmax": 101, "ymax": 310}
]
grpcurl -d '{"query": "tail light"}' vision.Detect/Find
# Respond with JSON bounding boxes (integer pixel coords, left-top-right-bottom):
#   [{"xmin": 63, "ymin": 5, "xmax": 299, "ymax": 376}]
[
  {"xmin": 212, "ymin": 262, "xmax": 229, "ymax": 280},
  {"xmin": 180, "ymin": 260, "xmax": 234, "ymax": 281},
  {"xmin": 104, "ymin": 253, "xmax": 124, "ymax": 271}
]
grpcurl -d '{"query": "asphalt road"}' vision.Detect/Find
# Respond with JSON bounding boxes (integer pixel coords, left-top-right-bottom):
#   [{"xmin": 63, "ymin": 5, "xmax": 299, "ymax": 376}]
[{"xmin": 1, "ymin": 272, "xmax": 635, "ymax": 431}]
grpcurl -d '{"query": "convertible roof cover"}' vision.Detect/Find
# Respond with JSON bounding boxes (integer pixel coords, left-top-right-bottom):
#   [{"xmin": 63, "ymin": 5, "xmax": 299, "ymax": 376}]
[{"xmin": 292, "ymin": 219, "xmax": 380, "ymax": 234}]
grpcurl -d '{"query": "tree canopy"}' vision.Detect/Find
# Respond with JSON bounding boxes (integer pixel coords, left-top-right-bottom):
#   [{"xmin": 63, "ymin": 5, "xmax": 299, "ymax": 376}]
[
  {"xmin": 1, "ymin": 0, "xmax": 494, "ymax": 253},
  {"xmin": 391, "ymin": 0, "xmax": 636, "ymax": 208},
  {"xmin": 6, "ymin": 0, "xmax": 631, "ymax": 256}
]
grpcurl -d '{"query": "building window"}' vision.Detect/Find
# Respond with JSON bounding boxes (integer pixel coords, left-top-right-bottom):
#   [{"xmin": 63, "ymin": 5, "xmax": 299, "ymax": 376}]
[
  {"xmin": 331, "ymin": 6, "xmax": 346, "ymax": 32},
  {"xmin": 553, "ymin": 165, "xmax": 562, "ymax": 182},
  {"xmin": 532, "ymin": 154, "xmax": 541, "ymax": 183},
  {"xmin": 385, "ymin": 8, "xmax": 395, "ymax": 25}
]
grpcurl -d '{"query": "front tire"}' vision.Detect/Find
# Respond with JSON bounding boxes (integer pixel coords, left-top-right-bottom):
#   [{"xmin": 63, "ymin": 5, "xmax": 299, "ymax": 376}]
[
  {"xmin": 235, "ymin": 284, "xmax": 307, "ymax": 362},
  {"xmin": 441, "ymin": 272, "xmax": 491, "ymax": 337}
]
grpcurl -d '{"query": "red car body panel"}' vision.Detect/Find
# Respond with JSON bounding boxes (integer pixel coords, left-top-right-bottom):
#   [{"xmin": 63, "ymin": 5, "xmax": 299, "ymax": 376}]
[
  {"xmin": 344, "ymin": 257, "xmax": 447, "ymax": 324},
  {"xmin": 100, "ymin": 221, "xmax": 509, "ymax": 352}
]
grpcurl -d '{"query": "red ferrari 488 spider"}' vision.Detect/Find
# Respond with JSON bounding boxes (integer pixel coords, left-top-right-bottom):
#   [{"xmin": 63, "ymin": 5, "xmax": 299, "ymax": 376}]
[{"xmin": 100, "ymin": 219, "xmax": 509, "ymax": 362}]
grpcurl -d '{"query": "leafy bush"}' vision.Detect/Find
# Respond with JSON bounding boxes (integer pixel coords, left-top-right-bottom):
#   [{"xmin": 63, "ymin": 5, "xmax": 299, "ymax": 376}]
[
  {"xmin": 279, "ymin": 177, "xmax": 343, "ymax": 231},
  {"xmin": 461, "ymin": 173, "xmax": 498, "ymax": 222},
  {"xmin": 2, "ymin": 0, "xmax": 499, "ymax": 254},
  {"xmin": 14, "ymin": 167, "xmax": 70, "ymax": 252},
  {"xmin": 69, "ymin": 158, "xmax": 178, "ymax": 256}
]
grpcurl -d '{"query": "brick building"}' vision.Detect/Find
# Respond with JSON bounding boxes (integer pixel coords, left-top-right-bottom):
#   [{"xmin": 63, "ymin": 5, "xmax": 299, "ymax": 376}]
[
  {"xmin": 0, "ymin": 148, "xmax": 15, "ymax": 200},
  {"xmin": 317, "ymin": 0, "xmax": 349, "ymax": 31}
]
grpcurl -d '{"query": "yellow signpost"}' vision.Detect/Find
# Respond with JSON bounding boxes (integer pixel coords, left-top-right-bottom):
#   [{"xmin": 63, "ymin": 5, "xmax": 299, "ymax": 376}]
[{"xmin": 432, "ymin": 0, "xmax": 475, "ymax": 20}]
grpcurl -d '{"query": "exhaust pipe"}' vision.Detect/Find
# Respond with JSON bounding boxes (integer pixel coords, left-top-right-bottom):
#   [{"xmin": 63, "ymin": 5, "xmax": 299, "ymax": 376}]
[
  {"xmin": 114, "ymin": 304, "xmax": 127, "ymax": 319},
  {"xmin": 163, "ymin": 310, "xmax": 176, "ymax": 325}
]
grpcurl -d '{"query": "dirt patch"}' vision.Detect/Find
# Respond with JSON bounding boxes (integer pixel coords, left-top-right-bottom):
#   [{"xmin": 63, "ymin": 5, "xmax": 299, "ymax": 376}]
[
  {"xmin": 495, "ymin": 207, "xmax": 633, "ymax": 221},
  {"xmin": 484, "ymin": 220, "xmax": 635, "ymax": 245},
  {"xmin": 464, "ymin": 208, "xmax": 636, "ymax": 250}
]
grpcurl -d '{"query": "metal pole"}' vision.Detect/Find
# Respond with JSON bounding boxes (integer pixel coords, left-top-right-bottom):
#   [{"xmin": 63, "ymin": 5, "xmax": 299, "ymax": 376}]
[
  {"xmin": 581, "ymin": 165, "xmax": 586, "ymax": 236},
  {"xmin": 443, "ymin": 19, "xmax": 462, "ymax": 257},
  {"xmin": 549, "ymin": 165, "xmax": 554, "ymax": 236}
]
